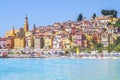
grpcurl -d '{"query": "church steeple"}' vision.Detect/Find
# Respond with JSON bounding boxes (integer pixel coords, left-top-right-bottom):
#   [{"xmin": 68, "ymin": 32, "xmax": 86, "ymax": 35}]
[
  {"xmin": 12, "ymin": 26, "xmax": 16, "ymax": 37},
  {"xmin": 24, "ymin": 15, "xmax": 29, "ymax": 32}
]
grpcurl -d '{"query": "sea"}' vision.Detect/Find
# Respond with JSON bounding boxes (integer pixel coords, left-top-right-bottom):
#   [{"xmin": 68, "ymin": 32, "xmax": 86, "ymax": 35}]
[{"xmin": 0, "ymin": 58, "xmax": 120, "ymax": 80}]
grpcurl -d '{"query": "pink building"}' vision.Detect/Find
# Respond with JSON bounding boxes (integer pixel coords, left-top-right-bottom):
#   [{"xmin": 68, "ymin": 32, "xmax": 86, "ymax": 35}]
[
  {"xmin": 0, "ymin": 38, "xmax": 7, "ymax": 49},
  {"xmin": 75, "ymin": 33, "xmax": 85, "ymax": 47}
]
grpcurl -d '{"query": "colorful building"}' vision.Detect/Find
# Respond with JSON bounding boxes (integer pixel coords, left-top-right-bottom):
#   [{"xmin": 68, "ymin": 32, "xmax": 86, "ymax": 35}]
[
  {"xmin": 61, "ymin": 31, "xmax": 71, "ymax": 49},
  {"xmin": 84, "ymin": 33, "xmax": 92, "ymax": 48},
  {"xmin": 34, "ymin": 36, "xmax": 44, "ymax": 49},
  {"xmin": 53, "ymin": 32, "xmax": 62, "ymax": 49},
  {"xmin": 5, "ymin": 27, "xmax": 16, "ymax": 38},
  {"xmin": 100, "ymin": 32, "xmax": 109, "ymax": 47},
  {"xmin": 5, "ymin": 16, "xmax": 29, "ymax": 38},
  {"xmin": 0, "ymin": 38, "xmax": 6, "ymax": 49},
  {"xmin": 2, "ymin": 15, "xmax": 120, "ymax": 52},
  {"xmin": 44, "ymin": 32, "xmax": 53, "ymax": 49},
  {"xmin": 15, "ymin": 28, "xmax": 25, "ymax": 37},
  {"xmin": 25, "ymin": 37, "xmax": 34, "ymax": 49},
  {"xmin": 25, "ymin": 31, "xmax": 34, "ymax": 49},
  {"xmin": 14, "ymin": 37, "xmax": 25, "ymax": 49},
  {"xmin": 6, "ymin": 37, "xmax": 14, "ymax": 49}
]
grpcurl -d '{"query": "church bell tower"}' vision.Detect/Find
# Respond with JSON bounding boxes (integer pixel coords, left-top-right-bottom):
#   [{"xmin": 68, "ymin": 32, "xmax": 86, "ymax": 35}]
[
  {"xmin": 24, "ymin": 15, "xmax": 29, "ymax": 33},
  {"xmin": 12, "ymin": 26, "xmax": 16, "ymax": 37}
]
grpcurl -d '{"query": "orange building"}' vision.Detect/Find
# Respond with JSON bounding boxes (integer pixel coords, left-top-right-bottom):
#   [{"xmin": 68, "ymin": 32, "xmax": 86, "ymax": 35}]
[{"xmin": 6, "ymin": 37, "xmax": 14, "ymax": 49}]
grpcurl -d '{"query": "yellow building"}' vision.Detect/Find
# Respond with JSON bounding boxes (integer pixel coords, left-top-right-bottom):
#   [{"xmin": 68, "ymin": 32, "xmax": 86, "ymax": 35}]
[
  {"xmin": 25, "ymin": 31, "xmax": 33, "ymax": 37},
  {"xmin": 62, "ymin": 38, "xmax": 71, "ymax": 49},
  {"xmin": 5, "ymin": 27, "xmax": 25, "ymax": 38},
  {"xmin": 44, "ymin": 32, "xmax": 53, "ymax": 49},
  {"xmin": 5, "ymin": 27, "xmax": 17, "ymax": 38},
  {"xmin": 84, "ymin": 33, "xmax": 94, "ymax": 49},
  {"xmin": 62, "ymin": 31, "xmax": 71, "ymax": 49},
  {"xmin": 109, "ymin": 17, "xmax": 118, "ymax": 24},
  {"xmin": 14, "ymin": 37, "xmax": 25, "ymax": 49},
  {"xmin": 5, "ymin": 16, "xmax": 29, "ymax": 38},
  {"xmin": 15, "ymin": 28, "xmax": 25, "ymax": 37}
]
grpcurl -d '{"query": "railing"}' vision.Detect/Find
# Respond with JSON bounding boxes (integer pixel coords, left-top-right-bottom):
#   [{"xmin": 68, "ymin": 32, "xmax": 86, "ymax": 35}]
[{"xmin": 0, "ymin": 49, "xmax": 34, "ymax": 52}]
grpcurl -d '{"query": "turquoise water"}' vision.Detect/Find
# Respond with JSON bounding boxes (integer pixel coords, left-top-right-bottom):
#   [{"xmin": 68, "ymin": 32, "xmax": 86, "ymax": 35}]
[{"xmin": 0, "ymin": 58, "xmax": 120, "ymax": 80}]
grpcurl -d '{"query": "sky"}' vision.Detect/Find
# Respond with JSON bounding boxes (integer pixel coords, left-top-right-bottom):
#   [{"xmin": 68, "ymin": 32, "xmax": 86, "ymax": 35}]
[{"xmin": 0, "ymin": 0, "xmax": 120, "ymax": 36}]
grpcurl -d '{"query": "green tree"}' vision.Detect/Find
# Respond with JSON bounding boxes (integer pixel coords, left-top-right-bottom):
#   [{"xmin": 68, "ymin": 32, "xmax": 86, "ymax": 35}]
[
  {"xmin": 92, "ymin": 39, "xmax": 103, "ymax": 53},
  {"xmin": 114, "ymin": 20, "xmax": 120, "ymax": 27},
  {"xmin": 101, "ymin": 9, "xmax": 118, "ymax": 17},
  {"xmin": 96, "ymin": 43, "xmax": 103, "ymax": 50},
  {"xmin": 92, "ymin": 13, "xmax": 96, "ymax": 19},
  {"xmin": 86, "ymin": 48, "xmax": 92, "ymax": 53},
  {"xmin": 77, "ymin": 14, "xmax": 83, "ymax": 21},
  {"xmin": 107, "ymin": 44, "xmax": 113, "ymax": 53},
  {"xmin": 97, "ymin": 48, "xmax": 103, "ymax": 53},
  {"xmin": 114, "ymin": 44, "xmax": 120, "ymax": 52},
  {"xmin": 112, "ymin": 10, "xmax": 117, "ymax": 18},
  {"xmin": 70, "ymin": 46, "xmax": 76, "ymax": 53},
  {"xmin": 101, "ymin": 9, "xmax": 105, "ymax": 15},
  {"xmin": 108, "ymin": 37, "xmax": 120, "ymax": 52}
]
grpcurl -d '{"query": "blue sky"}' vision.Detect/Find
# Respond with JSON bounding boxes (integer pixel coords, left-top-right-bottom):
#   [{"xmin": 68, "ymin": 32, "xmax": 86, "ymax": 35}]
[{"xmin": 0, "ymin": 0, "xmax": 120, "ymax": 36}]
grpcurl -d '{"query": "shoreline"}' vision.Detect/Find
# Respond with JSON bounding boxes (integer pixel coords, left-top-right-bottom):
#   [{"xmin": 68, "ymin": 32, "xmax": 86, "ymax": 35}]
[
  {"xmin": 1, "ymin": 53, "xmax": 120, "ymax": 59},
  {"xmin": 1, "ymin": 49, "xmax": 120, "ymax": 59}
]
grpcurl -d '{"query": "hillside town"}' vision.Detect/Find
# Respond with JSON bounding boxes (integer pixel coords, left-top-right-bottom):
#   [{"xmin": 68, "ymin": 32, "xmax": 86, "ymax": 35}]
[{"xmin": 1, "ymin": 13, "xmax": 120, "ymax": 58}]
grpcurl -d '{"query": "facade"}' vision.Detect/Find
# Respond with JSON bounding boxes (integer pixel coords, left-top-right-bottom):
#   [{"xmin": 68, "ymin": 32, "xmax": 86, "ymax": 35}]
[
  {"xmin": 14, "ymin": 37, "xmax": 25, "ymax": 49},
  {"xmin": 16, "ymin": 28, "xmax": 25, "ymax": 37},
  {"xmin": 0, "ymin": 38, "xmax": 6, "ymax": 49},
  {"xmin": 1, "ymin": 15, "xmax": 120, "ymax": 52},
  {"xmin": 62, "ymin": 32, "xmax": 71, "ymax": 49},
  {"xmin": 25, "ymin": 31, "xmax": 34, "ymax": 49},
  {"xmin": 5, "ymin": 27, "xmax": 16, "ymax": 38},
  {"xmin": 6, "ymin": 37, "xmax": 14, "ymax": 49},
  {"xmin": 65, "ymin": 26, "xmax": 72, "ymax": 33},
  {"xmin": 108, "ymin": 33, "xmax": 117, "ymax": 45},
  {"xmin": 92, "ymin": 33, "xmax": 100, "ymax": 43},
  {"xmin": 44, "ymin": 34, "xmax": 53, "ymax": 49},
  {"xmin": 76, "ymin": 33, "xmax": 84, "ymax": 47},
  {"xmin": 5, "ymin": 16, "xmax": 29, "ymax": 38},
  {"xmin": 53, "ymin": 33, "xmax": 62, "ymax": 49},
  {"xmin": 25, "ymin": 37, "xmax": 34, "ymax": 49},
  {"xmin": 95, "ymin": 16, "xmax": 110, "ymax": 23},
  {"xmin": 71, "ymin": 34, "xmax": 77, "ymax": 47},
  {"xmin": 84, "ymin": 33, "xmax": 92, "ymax": 48},
  {"xmin": 34, "ymin": 36, "xmax": 44, "ymax": 49},
  {"xmin": 100, "ymin": 32, "xmax": 109, "ymax": 47}
]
